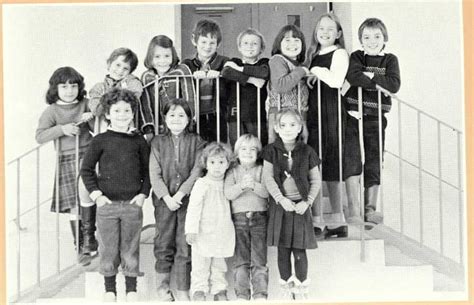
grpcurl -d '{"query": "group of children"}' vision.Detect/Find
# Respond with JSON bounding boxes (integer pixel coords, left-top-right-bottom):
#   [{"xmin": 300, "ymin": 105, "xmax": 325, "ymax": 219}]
[{"xmin": 35, "ymin": 12, "xmax": 400, "ymax": 302}]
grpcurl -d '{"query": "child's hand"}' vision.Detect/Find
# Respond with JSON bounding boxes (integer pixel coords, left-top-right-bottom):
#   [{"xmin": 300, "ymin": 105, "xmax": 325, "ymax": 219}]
[
  {"xmin": 186, "ymin": 233, "xmax": 197, "ymax": 245},
  {"xmin": 206, "ymin": 70, "xmax": 220, "ymax": 79},
  {"xmin": 247, "ymin": 77, "xmax": 266, "ymax": 89},
  {"xmin": 80, "ymin": 112, "xmax": 94, "ymax": 122},
  {"xmin": 306, "ymin": 75, "xmax": 318, "ymax": 89},
  {"xmin": 61, "ymin": 123, "xmax": 79, "ymax": 136},
  {"xmin": 96, "ymin": 195, "xmax": 112, "ymax": 207},
  {"xmin": 145, "ymin": 133, "xmax": 154, "ymax": 143},
  {"xmin": 294, "ymin": 201, "xmax": 310, "ymax": 215},
  {"xmin": 279, "ymin": 197, "xmax": 295, "ymax": 212},
  {"xmin": 193, "ymin": 71, "xmax": 207, "ymax": 79},
  {"xmin": 130, "ymin": 194, "xmax": 146, "ymax": 207},
  {"xmin": 224, "ymin": 61, "xmax": 243, "ymax": 72},
  {"xmin": 163, "ymin": 195, "xmax": 182, "ymax": 211},
  {"xmin": 172, "ymin": 191, "xmax": 185, "ymax": 204},
  {"xmin": 363, "ymin": 71, "xmax": 375, "ymax": 79},
  {"xmin": 240, "ymin": 174, "xmax": 255, "ymax": 190},
  {"xmin": 302, "ymin": 66, "xmax": 310, "ymax": 75}
]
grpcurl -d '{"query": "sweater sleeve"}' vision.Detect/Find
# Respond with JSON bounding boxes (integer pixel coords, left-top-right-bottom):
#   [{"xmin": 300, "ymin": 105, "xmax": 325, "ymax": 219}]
[
  {"xmin": 346, "ymin": 51, "xmax": 375, "ymax": 89},
  {"xmin": 177, "ymin": 65, "xmax": 197, "ymax": 118},
  {"xmin": 139, "ymin": 71, "xmax": 157, "ymax": 135},
  {"xmin": 262, "ymin": 160, "xmax": 284, "ymax": 203},
  {"xmin": 177, "ymin": 136, "xmax": 206, "ymax": 195},
  {"xmin": 372, "ymin": 54, "xmax": 401, "ymax": 93},
  {"xmin": 310, "ymin": 49, "xmax": 349, "ymax": 88},
  {"xmin": 35, "ymin": 107, "xmax": 65, "ymax": 144},
  {"xmin": 222, "ymin": 65, "xmax": 249, "ymax": 85},
  {"xmin": 185, "ymin": 179, "xmax": 206, "ymax": 234},
  {"xmin": 306, "ymin": 166, "xmax": 321, "ymax": 204},
  {"xmin": 139, "ymin": 138, "xmax": 151, "ymax": 196},
  {"xmin": 252, "ymin": 165, "xmax": 269, "ymax": 199},
  {"xmin": 243, "ymin": 58, "xmax": 270, "ymax": 79},
  {"xmin": 224, "ymin": 168, "xmax": 244, "ymax": 200},
  {"xmin": 149, "ymin": 138, "xmax": 170, "ymax": 199},
  {"xmin": 80, "ymin": 138, "xmax": 102, "ymax": 193},
  {"xmin": 269, "ymin": 55, "xmax": 307, "ymax": 93},
  {"xmin": 88, "ymin": 82, "xmax": 107, "ymax": 116},
  {"xmin": 122, "ymin": 75, "xmax": 143, "ymax": 99}
]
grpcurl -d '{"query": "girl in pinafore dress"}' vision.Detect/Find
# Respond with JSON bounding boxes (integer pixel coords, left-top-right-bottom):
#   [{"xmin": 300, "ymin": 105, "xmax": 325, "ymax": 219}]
[{"xmin": 262, "ymin": 109, "xmax": 321, "ymax": 299}]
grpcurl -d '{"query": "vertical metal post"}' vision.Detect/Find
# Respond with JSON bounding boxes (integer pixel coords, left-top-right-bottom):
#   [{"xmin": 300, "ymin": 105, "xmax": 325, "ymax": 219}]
[
  {"xmin": 437, "ymin": 122, "xmax": 444, "ymax": 255},
  {"xmin": 317, "ymin": 80, "xmax": 323, "ymax": 217},
  {"xmin": 36, "ymin": 149, "xmax": 41, "ymax": 286},
  {"xmin": 417, "ymin": 112, "xmax": 424, "ymax": 246},
  {"xmin": 237, "ymin": 82, "xmax": 241, "ymax": 138},
  {"xmin": 457, "ymin": 131, "xmax": 463, "ymax": 265},
  {"xmin": 155, "ymin": 75, "xmax": 160, "ymax": 135},
  {"xmin": 337, "ymin": 89, "xmax": 343, "ymax": 216},
  {"xmin": 75, "ymin": 135, "xmax": 80, "ymax": 260},
  {"xmin": 277, "ymin": 94, "xmax": 281, "ymax": 111},
  {"xmin": 55, "ymin": 140, "xmax": 60, "ymax": 274},
  {"xmin": 16, "ymin": 160, "xmax": 21, "ymax": 299},
  {"xmin": 175, "ymin": 76, "xmax": 180, "ymax": 97},
  {"xmin": 257, "ymin": 88, "xmax": 261, "ymax": 141},
  {"xmin": 377, "ymin": 90, "xmax": 384, "ymax": 213},
  {"xmin": 297, "ymin": 82, "xmax": 301, "ymax": 114},
  {"xmin": 398, "ymin": 102, "xmax": 404, "ymax": 235},
  {"xmin": 196, "ymin": 79, "xmax": 200, "ymax": 134},
  {"xmin": 358, "ymin": 87, "xmax": 366, "ymax": 262},
  {"xmin": 216, "ymin": 77, "xmax": 221, "ymax": 142}
]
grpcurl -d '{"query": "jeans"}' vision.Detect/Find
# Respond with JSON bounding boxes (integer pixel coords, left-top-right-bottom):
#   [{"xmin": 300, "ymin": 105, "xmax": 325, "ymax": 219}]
[
  {"xmin": 232, "ymin": 212, "xmax": 268, "ymax": 299},
  {"xmin": 97, "ymin": 200, "xmax": 143, "ymax": 277},
  {"xmin": 153, "ymin": 194, "xmax": 191, "ymax": 290}
]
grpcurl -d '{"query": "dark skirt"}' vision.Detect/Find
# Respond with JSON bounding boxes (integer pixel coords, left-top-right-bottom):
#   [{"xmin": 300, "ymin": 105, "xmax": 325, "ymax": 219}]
[
  {"xmin": 51, "ymin": 152, "xmax": 84, "ymax": 213},
  {"xmin": 266, "ymin": 199, "xmax": 317, "ymax": 249}
]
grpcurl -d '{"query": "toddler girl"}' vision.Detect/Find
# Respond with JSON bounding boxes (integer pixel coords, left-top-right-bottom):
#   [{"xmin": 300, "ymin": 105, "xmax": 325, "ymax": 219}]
[
  {"xmin": 224, "ymin": 134, "xmax": 269, "ymax": 300},
  {"xmin": 262, "ymin": 109, "xmax": 320, "ymax": 299},
  {"xmin": 185, "ymin": 142, "xmax": 235, "ymax": 301},
  {"xmin": 141, "ymin": 35, "xmax": 196, "ymax": 141},
  {"xmin": 36, "ymin": 67, "xmax": 93, "ymax": 257},
  {"xmin": 266, "ymin": 24, "xmax": 310, "ymax": 143},
  {"xmin": 149, "ymin": 98, "xmax": 206, "ymax": 301},
  {"xmin": 306, "ymin": 13, "xmax": 349, "ymax": 238}
]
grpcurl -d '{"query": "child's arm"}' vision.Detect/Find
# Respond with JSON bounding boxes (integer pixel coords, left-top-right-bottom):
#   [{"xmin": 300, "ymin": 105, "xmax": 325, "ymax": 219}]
[
  {"xmin": 269, "ymin": 55, "xmax": 309, "ymax": 94},
  {"xmin": 140, "ymin": 72, "xmax": 157, "ymax": 138},
  {"xmin": 253, "ymin": 166, "xmax": 269, "ymax": 199},
  {"xmin": 371, "ymin": 55, "xmax": 401, "ymax": 93},
  {"xmin": 262, "ymin": 160, "xmax": 295, "ymax": 211},
  {"xmin": 310, "ymin": 49, "xmax": 349, "ymax": 88},
  {"xmin": 224, "ymin": 168, "xmax": 243, "ymax": 200},
  {"xmin": 185, "ymin": 179, "xmax": 207, "ymax": 244},
  {"xmin": 35, "ymin": 107, "xmax": 78, "ymax": 144},
  {"xmin": 80, "ymin": 137, "xmax": 109, "ymax": 205},
  {"xmin": 88, "ymin": 82, "xmax": 107, "ymax": 117},
  {"xmin": 121, "ymin": 75, "xmax": 143, "ymax": 99},
  {"xmin": 177, "ymin": 65, "xmax": 197, "ymax": 118}
]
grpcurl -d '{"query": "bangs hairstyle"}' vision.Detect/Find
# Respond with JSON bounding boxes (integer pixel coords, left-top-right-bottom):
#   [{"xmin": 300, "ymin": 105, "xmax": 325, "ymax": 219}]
[
  {"xmin": 199, "ymin": 142, "xmax": 235, "ymax": 169},
  {"xmin": 100, "ymin": 87, "xmax": 138, "ymax": 115},
  {"xmin": 358, "ymin": 18, "xmax": 389, "ymax": 42},
  {"xmin": 144, "ymin": 35, "xmax": 180, "ymax": 71},
  {"xmin": 275, "ymin": 108, "xmax": 303, "ymax": 130},
  {"xmin": 46, "ymin": 66, "xmax": 86, "ymax": 104},
  {"xmin": 107, "ymin": 47, "xmax": 139, "ymax": 73},
  {"xmin": 192, "ymin": 19, "xmax": 222, "ymax": 45},
  {"xmin": 234, "ymin": 133, "xmax": 262, "ymax": 154},
  {"xmin": 306, "ymin": 13, "xmax": 345, "ymax": 65},
  {"xmin": 162, "ymin": 98, "xmax": 194, "ymax": 134},
  {"xmin": 237, "ymin": 28, "xmax": 266, "ymax": 52},
  {"xmin": 271, "ymin": 24, "xmax": 306, "ymax": 64}
]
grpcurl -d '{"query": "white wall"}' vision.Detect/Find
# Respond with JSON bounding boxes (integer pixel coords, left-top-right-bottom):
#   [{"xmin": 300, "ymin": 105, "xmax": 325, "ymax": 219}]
[{"xmin": 3, "ymin": 3, "xmax": 179, "ymax": 160}]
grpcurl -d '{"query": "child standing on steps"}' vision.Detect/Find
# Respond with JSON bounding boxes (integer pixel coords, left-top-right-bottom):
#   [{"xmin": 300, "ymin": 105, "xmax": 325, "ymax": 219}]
[
  {"xmin": 36, "ymin": 66, "xmax": 94, "ymax": 259},
  {"xmin": 262, "ymin": 109, "xmax": 320, "ymax": 299},
  {"xmin": 185, "ymin": 142, "xmax": 235, "ymax": 301},
  {"xmin": 306, "ymin": 13, "xmax": 349, "ymax": 239},
  {"xmin": 149, "ymin": 98, "xmax": 206, "ymax": 301},
  {"xmin": 225, "ymin": 134, "xmax": 269, "ymax": 300},
  {"xmin": 343, "ymin": 18, "xmax": 400, "ymax": 226},
  {"xmin": 81, "ymin": 88, "xmax": 151, "ymax": 302}
]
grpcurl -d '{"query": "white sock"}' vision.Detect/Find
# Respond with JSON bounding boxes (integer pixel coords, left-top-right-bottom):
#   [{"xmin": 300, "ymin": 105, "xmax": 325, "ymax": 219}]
[{"xmin": 80, "ymin": 201, "xmax": 95, "ymax": 208}]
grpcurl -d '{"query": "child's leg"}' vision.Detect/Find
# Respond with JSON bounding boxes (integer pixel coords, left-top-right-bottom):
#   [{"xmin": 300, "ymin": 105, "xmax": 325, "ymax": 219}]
[
  {"xmin": 249, "ymin": 212, "xmax": 269, "ymax": 300},
  {"xmin": 190, "ymin": 250, "xmax": 212, "ymax": 297},
  {"xmin": 291, "ymin": 249, "xmax": 308, "ymax": 282},
  {"xmin": 345, "ymin": 175, "xmax": 362, "ymax": 222},
  {"xmin": 175, "ymin": 199, "xmax": 191, "ymax": 300},
  {"xmin": 325, "ymin": 182, "xmax": 348, "ymax": 237},
  {"xmin": 233, "ymin": 213, "xmax": 252, "ymax": 300},
  {"xmin": 78, "ymin": 176, "xmax": 98, "ymax": 254},
  {"xmin": 119, "ymin": 202, "xmax": 143, "ymax": 278},
  {"xmin": 209, "ymin": 257, "xmax": 228, "ymax": 297},
  {"xmin": 277, "ymin": 247, "xmax": 292, "ymax": 281},
  {"xmin": 96, "ymin": 203, "xmax": 121, "ymax": 278}
]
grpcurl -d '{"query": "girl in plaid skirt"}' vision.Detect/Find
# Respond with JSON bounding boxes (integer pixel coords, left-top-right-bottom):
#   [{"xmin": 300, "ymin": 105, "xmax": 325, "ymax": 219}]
[{"xmin": 36, "ymin": 66, "xmax": 94, "ymax": 253}]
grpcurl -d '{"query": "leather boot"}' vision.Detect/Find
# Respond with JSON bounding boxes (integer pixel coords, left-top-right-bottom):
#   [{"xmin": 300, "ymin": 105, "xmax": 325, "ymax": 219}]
[
  {"xmin": 156, "ymin": 272, "xmax": 174, "ymax": 301},
  {"xmin": 81, "ymin": 205, "xmax": 98, "ymax": 254}
]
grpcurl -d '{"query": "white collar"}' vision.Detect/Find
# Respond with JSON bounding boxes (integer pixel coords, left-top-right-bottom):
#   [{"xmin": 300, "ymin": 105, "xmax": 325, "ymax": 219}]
[
  {"xmin": 363, "ymin": 50, "xmax": 385, "ymax": 56},
  {"xmin": 319, "ymin": 45, "xmax": 338, "ymax": 55},
  {"xmin": 107, "ymin": 126, "xmax": 137, "ymax": 134},
  {"xmin": 56, "ymin": 99, "xmax": 79, "ymax": 105}
]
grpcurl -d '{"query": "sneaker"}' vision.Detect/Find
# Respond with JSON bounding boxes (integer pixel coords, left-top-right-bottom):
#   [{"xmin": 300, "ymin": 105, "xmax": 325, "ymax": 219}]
[
  {"xmin": 213, "ymin": 290, "xmax": 228, "ymax": 301},
  {"xmin": 103, "ymin": 291, "xmax": 117, "ymax": 302},
  {"xmin": 365, "ymin": 210, "xmax": 383, "ymax": 225},
  {"xmin": 126, "ymin": 291, "xmax": 139, "ymax": 302},
  {"xmin": 192, "ymin": 291, "xmax": 206, "ymax": 301},
  {"xmin": 252, "ymin": 292, "xmax": 267, "ymax": 301}
]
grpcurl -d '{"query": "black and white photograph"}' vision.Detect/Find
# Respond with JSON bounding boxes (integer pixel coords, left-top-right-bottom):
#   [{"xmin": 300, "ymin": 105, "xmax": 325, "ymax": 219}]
[{"xmin": 3, "ymin": 0, "xmax": 468, "ymax": 303}]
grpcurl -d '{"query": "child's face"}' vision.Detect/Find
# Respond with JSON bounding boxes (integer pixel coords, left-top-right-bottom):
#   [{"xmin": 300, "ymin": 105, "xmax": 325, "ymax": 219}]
[
  {"xmin": 206, "ymin": 154, "xmax": 229, "ymax": 180},
  {"xmin": 274, "ymin": 113, "xmax": 302, "ymax": 143},
  {"xmin": 105, "ymin": 100, "xmax": 134, "ymax": 131},
  {"xmin": 316, "ymin": 17, "xmax": 341, "ymax": 48},
  {"xmin": 57, "ymin": 81, "xmax": 79, "ymax": 103},
  {"xmin": 238, "ymin": 142, "xmax": 258, "ymax": 166},
  {"xmin": 280, "ymin": 31, "xmax": 302, "ymax": 60},
  {"xmin": 152, "ymin": 46, "xmax": 173, "ymax": 75},
  {"xmin": 238, "ymin": 34, "xmax": 262, "ymax": 61},
  {"xmin": 361, "ymin": 27, "xmax": 385, "ymax": 56},
  {"xmin": 193, "ymin": 33, "xmax": 218, "ymax": 62},
  {"xmin": 108, "ymin": 55, "xmax": 132, "ymax": 81},
  {"xmin": 165, "ymin": 105, "xmax": 189, "ymax": 135}
]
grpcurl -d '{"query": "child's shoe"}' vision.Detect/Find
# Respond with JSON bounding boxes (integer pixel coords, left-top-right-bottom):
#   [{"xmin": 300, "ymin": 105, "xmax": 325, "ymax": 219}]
[
  {"xmin": 325, "ymin": 226, "xmax": 348, "ymax": 239},
  {"xmin": 176, "ymin": 290, "xmax": 190, "ymax": 301},
  {"xmin": 81, "ymin": 205, "xmax": 99, "ymax": 254},
  {"xmin": 278, "ymin": 277, "xmax": 295, "ymax": 300},
  {"xmin": 213, "ymin": 290, "xmax": 228, "ymax": 301},
  {"xmin": 192, "ymin": 291, "xmax": 206, "ymax": 301},
  {"xmin": 126, "ymin": 291, "xmax": 139, "ymax": 302},
  {"xmin": 155, "ymin": 272, "xmax": 174, "ymax": 301},
  {"xmin": 103, "ymin": 292, "xmax": 117, "ymax": 302},
  {"xmin": 291, "ymin": 278, "xmax": 310, "ymax": 300},
  {"xmin": 253, "ymin": 292, "xmax": 267, "ymax": 301}
]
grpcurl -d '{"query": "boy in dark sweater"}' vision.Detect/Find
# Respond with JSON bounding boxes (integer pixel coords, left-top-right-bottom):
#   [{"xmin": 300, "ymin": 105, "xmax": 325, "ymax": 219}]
[
  {"xmin": 221, "ymin": 28, "xmax": 269, "ymax": 147},
  {"xmin": 183, "ymin": 19, "xmax": 229, "ymax": 142},
  {"xmin": 81, "ymin": 88, "xmax": 151, "ymax": 302},
  {"xmin": 343, "ymin": 18, "xmax": 400, "ymax": 226}
]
